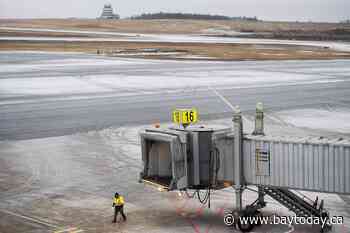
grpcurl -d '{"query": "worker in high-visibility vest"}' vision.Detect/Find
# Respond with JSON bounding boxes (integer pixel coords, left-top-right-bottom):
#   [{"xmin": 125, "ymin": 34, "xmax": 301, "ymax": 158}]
[{"xmin": 112, "ymin": 192, "xmax": 127, "ymax": 223}]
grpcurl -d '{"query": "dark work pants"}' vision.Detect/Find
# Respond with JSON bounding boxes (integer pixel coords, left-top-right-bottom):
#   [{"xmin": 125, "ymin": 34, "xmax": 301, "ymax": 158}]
[{"xmin": 113, "ymin": 205, "xmax": 126, "ymax": 222}]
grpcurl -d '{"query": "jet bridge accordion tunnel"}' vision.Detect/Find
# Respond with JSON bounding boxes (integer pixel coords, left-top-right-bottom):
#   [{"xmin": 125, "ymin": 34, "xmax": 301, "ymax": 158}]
[{"xmin": 139, "ymin": 104, "xmax": 350, "ymax": 232}]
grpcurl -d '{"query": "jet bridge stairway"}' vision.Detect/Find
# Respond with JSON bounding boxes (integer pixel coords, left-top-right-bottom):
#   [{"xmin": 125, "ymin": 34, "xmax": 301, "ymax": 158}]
[
  {"xmin": 235, "ymin": 186, "xmax": 332, "ymax": 232},
  {"xmin": 262, "ymin": 186, "xmax": 332, "ymax": 232}
]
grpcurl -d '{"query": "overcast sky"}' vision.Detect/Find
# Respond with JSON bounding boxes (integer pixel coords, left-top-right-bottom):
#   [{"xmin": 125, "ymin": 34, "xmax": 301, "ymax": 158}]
[{"xmin": 0, "ymin": 0, "xmax": 349, "ymax": 22}]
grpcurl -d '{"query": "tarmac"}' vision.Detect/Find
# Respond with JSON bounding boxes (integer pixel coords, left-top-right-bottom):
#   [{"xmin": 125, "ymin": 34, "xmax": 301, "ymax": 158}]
[{"xmin": 0, "ymin": 52, "xmax": 350, "ymax": 232}]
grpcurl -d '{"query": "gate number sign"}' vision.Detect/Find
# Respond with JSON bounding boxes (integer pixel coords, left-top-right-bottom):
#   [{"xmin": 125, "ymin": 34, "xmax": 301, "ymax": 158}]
[{"xmin": 172, "ymin": 109, "xmax": 198, "ymax": 125}]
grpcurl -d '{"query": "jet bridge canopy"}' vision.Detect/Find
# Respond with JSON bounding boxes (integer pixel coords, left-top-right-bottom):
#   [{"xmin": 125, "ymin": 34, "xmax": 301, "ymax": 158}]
[{"xmin": 140, "ymin": 128, "xmax": 188, "ymax": 190}]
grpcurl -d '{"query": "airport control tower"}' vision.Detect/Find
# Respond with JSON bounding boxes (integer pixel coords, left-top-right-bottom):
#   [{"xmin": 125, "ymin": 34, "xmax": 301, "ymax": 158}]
[{"xmin": 99, "ymin": 4, "xmax": 120, "ymax": 19}]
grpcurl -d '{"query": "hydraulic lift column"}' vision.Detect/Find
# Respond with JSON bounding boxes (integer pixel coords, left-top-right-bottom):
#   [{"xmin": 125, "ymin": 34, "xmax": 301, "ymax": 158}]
[{"xmin": 233, "ymin": 107, "xmax": 244, "ymax": 211}]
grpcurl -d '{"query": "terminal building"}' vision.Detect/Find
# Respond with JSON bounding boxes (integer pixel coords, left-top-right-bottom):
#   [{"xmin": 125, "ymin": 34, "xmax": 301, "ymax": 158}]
[{"xmin": 99, "ymin": 4, "xmax": 120, "ymax": 19}]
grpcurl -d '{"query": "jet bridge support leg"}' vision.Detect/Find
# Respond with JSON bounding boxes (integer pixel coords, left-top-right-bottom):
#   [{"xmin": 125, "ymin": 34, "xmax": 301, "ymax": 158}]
[
  {"xmin": 233, "ymin": 107, "xmax": 244, "ymax": 211},
  {"xmin": 234, "ymin": 187, "xmax": 244, "ymax": 211},
  {"xmin": 233, "ymin": 108, "xmax": 261, "ymax": 232}
]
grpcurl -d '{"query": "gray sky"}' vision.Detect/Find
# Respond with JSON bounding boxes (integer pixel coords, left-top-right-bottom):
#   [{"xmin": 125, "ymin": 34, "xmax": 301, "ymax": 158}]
[{"xmin": 0, "ymin": 0, "xmax": 349, "ymax": 22}]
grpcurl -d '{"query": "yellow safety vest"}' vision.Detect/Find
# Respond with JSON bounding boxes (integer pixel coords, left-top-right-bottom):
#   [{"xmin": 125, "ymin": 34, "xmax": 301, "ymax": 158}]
[{"xmin": 113, "ymin": 196, "xmax": 125, "ymax": 206}]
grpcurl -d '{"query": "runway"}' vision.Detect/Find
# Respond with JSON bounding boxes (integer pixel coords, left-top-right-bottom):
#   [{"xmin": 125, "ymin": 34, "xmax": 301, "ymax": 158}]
[{"xmin": 1, "ymin": 52, "xmax": 350, "ymax": 140}]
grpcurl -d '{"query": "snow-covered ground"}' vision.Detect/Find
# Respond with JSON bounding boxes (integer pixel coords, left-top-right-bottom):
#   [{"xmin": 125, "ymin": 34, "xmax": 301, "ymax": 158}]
[
  {"xmin": 275, "ymin": 108, "xmax": 350, "ymax": 134},
  {"xmin": 1, "ymin": 27, "xmax": 350, "ymax": 52},
  {"xmin": 0, "ymin": 27, "xmax": 139, "ymax": 37},
  {"xmin": 0, "ymin": 70, "xmax": 345, "ymax": 97},
  {"xmin": 1, "ymin": 121, "xmax": 349, "ymax": 233},
  {"xmin": 1, "ymin": 55, "xmax": 349, "ymax": 98}
]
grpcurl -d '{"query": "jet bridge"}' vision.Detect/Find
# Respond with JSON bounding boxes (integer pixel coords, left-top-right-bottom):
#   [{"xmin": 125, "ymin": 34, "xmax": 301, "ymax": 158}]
[
  {"xmin": 140, "ymin": 126, "xmax": 232, "ymax": 191},
  {"xmin": 242, "ymin": 134, "xmax": 350, "ymax": 194},
  {"xmin": 140, "ymin": 124, "xmax": 350, "ymax": 194},
  {"xmin": 139, "ymin": 104, "xmax": 350, "ymax": 232}
]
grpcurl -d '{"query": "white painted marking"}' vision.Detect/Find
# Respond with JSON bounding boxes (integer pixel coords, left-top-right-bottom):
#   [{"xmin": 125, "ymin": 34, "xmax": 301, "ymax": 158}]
[
  {"xmin": 53, "ymin": 227, "xmax": 78, "ymax": 233},
  {"xmin": 54, "ymin": 227, "xmax": 85, "ymax": 233},
  {"xmin": 208, "ymin": 85, "xmax": 237, "ymax": 112},
  {"xmin": 72, "ymin": 229, "xmax": 84, "ymax": 233},
  {"xmin": 0, "ymin": 209, "xmax": 59, "ymax": 228},
  {"xmin": 207, "ymin": 85, "xmax": 250, "ymax": 122}
]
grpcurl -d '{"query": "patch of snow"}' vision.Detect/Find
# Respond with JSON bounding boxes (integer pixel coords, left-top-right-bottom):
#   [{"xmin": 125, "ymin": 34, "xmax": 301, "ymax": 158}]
[
  {"xmin": 1, "ymin": 27, "xmax": 350, "ymax": 52},
  {"xmin": 0, "ymin": 76, "xmax": 109, "ymax": 95},
  {"xmin": 171, "ymin": 55, "xmax": 216, "ymax": 60},
  {"xmin": 114, "ymin": 52, "xmax": 184, "ymax": 56},
  {"xmin": 276, "ymin": 108, "xmax": 350, "ymax": 134},
  {"xmin": 0, "ymin": 55, "xmax": 348, "ymax": 97},
  {"xmin": 0, "ymin": 27, "xmax": 139, "ymax": 38},
  {"xmin": 0, "ymin": 58, "xmax": 152, "ymax": 73}
]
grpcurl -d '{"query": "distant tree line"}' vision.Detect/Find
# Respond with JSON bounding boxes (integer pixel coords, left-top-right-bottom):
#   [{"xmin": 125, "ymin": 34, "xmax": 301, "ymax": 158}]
[{"xmin": 130, "ymin": 12, "xmax": 258, "ymax": 21}]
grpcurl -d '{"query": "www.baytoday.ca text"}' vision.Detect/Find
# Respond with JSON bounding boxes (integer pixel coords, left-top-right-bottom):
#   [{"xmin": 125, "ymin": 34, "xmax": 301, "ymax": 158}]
[{"xmin": 224, "ymin": 214, "xmax": 343, "ymax": 228}]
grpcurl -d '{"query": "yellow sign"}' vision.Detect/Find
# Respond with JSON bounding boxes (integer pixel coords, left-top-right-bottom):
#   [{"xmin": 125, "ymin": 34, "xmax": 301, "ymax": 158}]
[{"xmin": 172, "ymin": 109, "xmax": 198, "ymax": 125}]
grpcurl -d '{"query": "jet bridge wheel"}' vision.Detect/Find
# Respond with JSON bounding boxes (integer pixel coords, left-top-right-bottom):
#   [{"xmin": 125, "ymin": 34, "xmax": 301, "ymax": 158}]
[
  {"xmin": 237, "ymin": 218, "xmax": 254, "ymax": 232},
  {"xmin": 320, "ymin": 211, "xmax": 332, "ymax": 233}
]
